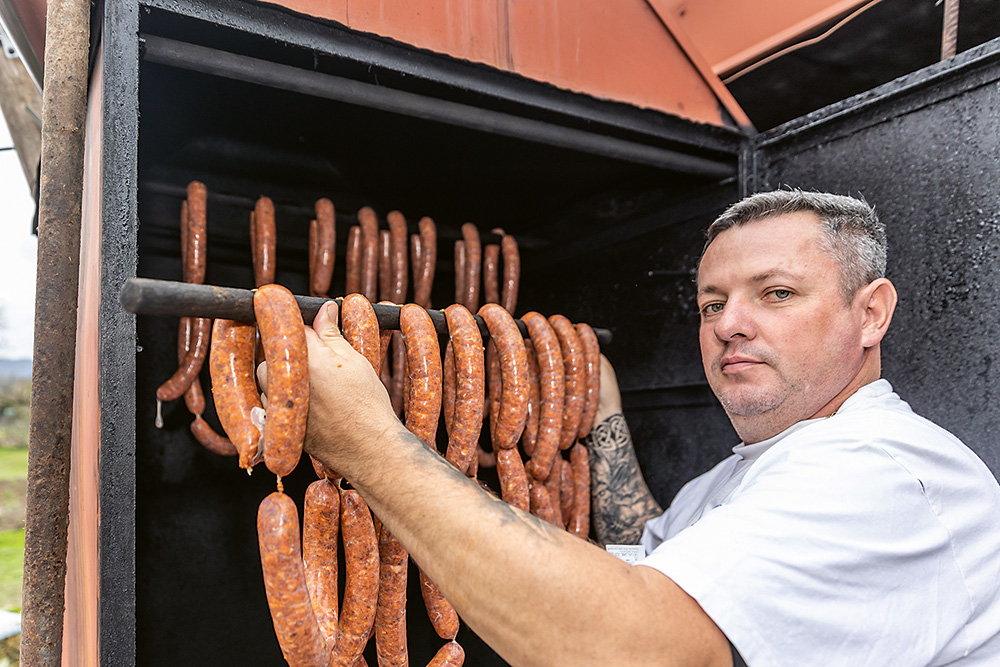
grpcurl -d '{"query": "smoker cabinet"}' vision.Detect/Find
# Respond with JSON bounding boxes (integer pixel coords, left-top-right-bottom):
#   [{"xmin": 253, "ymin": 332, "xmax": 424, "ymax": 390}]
[{"xmin": 83, "ymin": 0, "xmax": 1000, "ymax": 664}]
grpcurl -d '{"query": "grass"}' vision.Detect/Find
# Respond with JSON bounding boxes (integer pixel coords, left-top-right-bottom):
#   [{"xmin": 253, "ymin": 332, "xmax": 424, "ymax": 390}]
[
  {"xmin": 0, "ymin": 452, "xmax": 27, "ymax": 484},
  {"xmin": 0, "ymin": 530, "xmax": 22, "ymax": 612}
]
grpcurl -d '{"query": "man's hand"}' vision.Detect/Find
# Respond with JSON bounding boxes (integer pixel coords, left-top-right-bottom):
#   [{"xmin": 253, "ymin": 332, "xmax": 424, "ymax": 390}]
[{"xmin": 594, "ymin": 354, "xmax": 623, "ymax": 424}]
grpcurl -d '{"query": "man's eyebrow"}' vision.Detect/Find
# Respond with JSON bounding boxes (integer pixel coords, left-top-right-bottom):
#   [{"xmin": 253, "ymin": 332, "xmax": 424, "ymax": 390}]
[{"xmin": 697, "ymin": 269, "xmax": 807, "ymax": 296}]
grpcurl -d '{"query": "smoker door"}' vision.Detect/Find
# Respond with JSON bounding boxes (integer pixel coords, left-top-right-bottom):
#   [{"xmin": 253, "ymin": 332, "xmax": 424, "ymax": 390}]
[{"xmin": 750, "ymin": 36, "xmax": 1000, "ymax": 476}]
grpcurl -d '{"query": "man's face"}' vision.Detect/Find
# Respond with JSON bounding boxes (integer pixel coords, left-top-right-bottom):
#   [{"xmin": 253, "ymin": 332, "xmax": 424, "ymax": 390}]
[{"xmin": 697, "ymin": 212, "xmax": 868, "ymax": 442}]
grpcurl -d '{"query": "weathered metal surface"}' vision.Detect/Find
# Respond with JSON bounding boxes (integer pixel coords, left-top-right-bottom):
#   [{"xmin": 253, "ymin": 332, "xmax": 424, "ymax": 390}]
[{"xmin": 21, "ymin": 0, "xmax": 89, "ymax": 663}]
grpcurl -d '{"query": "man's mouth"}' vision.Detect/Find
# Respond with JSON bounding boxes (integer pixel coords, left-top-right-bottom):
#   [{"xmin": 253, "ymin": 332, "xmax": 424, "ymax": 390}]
[{"xmin": 720, "ymin": 356, "xmax": 763, "ymax": 373}]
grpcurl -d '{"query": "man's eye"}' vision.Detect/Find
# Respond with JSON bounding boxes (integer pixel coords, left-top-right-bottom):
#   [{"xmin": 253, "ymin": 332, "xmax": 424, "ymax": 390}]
[
  {"xmin": 702, "ymin": 303, "xmax": 724, "ymax": 315},
  {"xmin": 771, "ymin": 289, "xmax": 791, "ymax": 299}
]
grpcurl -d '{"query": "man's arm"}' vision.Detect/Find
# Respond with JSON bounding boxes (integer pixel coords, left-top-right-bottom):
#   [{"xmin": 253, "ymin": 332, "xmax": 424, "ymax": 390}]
[
  {"xmin": 585, "ymin": 356, "xmax": 663, "ymax": 546},
  {"xmin": 293, "ymin": 303, "xmax": 731, "ymax": 667}
]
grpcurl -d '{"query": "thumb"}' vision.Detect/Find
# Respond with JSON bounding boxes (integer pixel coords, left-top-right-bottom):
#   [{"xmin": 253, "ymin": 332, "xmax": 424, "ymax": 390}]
[{"xmin": 312, "ymin": 300, "xmax": 343, "ymax": 342}]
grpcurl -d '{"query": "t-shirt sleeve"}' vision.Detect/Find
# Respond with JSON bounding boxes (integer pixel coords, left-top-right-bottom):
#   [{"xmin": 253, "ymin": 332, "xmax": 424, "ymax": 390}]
[{"xmin": 637, "ymin": 435, "xmax": 972, "ymax": 667}]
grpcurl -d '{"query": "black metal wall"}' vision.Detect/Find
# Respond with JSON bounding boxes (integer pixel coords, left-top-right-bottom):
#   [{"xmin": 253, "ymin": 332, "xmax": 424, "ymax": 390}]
[{"xmin": 753, "ymin": 38, "xmax": 1000, "ymax": 476}]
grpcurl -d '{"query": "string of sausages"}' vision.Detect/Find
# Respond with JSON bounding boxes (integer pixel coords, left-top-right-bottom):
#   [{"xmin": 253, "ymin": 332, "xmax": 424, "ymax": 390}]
[{"xmin": 152, "ymin": 183, "xmax": 600, "ymax": 667}]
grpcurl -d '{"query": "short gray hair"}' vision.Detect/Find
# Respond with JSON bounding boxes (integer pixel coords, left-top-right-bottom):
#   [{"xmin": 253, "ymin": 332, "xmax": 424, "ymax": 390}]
[{"xmin": 704, "ymin": 189, "xmax": 887, "ymax": 300}]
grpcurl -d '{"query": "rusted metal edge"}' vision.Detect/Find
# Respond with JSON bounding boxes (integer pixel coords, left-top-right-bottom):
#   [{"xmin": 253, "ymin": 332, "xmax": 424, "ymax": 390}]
[{"xmin": 120, "ymin": 277, "xmax": 613, "ymax": 347}]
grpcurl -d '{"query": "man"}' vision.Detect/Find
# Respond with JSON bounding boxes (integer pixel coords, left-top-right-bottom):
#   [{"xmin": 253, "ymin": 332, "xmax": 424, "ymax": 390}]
[{"xmin": 283, "ymin": 190, "xmax": 1000, "ymax": 666}]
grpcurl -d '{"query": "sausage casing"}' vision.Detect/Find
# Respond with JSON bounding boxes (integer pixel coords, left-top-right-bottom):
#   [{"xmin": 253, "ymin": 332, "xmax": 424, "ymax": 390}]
[
  {"xmin": 328, "ymin": 490, "xmax": 379, "ymax": 667},
  {"xmin": 483, "ymin": 231, "xmax": 501, "ymax": 305},
  {"xmin": 386, "ymin": 210, "xmax": 408, "ymax": 303},
  {"xmin": 255, "ymin": 284, "xmax": 309, "ymax": 478},
  {"xmin": 413, "ymin": 217, "xmax": 437, "ymax": 308},
  {"xmin": 529, "ymin": 481, "xmax": 560, "ymax": 527},
  {"xmin": 520, "ymin": 342, "xmax": 540, "ymax": 457},
  {"xmin": 453, "ymin": 240, "xmax": 466, "ymax": 306},
  {"xmin": 157, "ymin": 316, "xmax": 211, "ymax": 402},
  {"xmin": 303, "ymin": 478, "xmax": 340, "ymax": 646},
  {"xmin": 358, "ymin": 207, "xmax": 380, "ymax": 302},
  {"xmin": 443, "ymin": 304, "xmax": 485, "ymax": 474},
  {"xmin": 400, "ymin": 304, "xmax": 442, "ymax": 447},
  {"xmin": 542, "ymin": 456, "xmax": 564, "ymax": 527},
  {"xmin": 190, "ymin": 416, "xmax": 238, "ymax": 457},
  {"xmin": 548, "ymin": 314, "xmax": 585, "ymax": 450},
  {"xmin": 185, "ymin": 181, "xmax": 207, "ymax": 284},
  {"xmin": 346, "ymin": 225, "xmax": 362, "ymax": 296},
  {"xmin": 575, "ymin": 323, "xmax": 601, "ymax": 440},
  {"xmin": 310, "ymin": 198, "xmax": 336, "ymax": 298},
  {"xmin": 499, "ymin": 234, "xmax": 520, "ymax": 315},
  {"xmin": 342, "ymin": 294, "xmax": 382, "ymax": 373},
  {"xmin": 520, "ymin": 312, "xmax": 566, "ymax": 481},
  {"xmin": 460, "ymin": 223, "xmax": 481, "ymax": 311},
  {"xmin": 378, "ymin": 229, "xmax": 392, "ymax": 301},
  {"xmin": 252, "ymin": 196, "xmax": 277, "ymax": 288},
  {"xmin": 496, "ymin": 447, "xmax": 530, "ymax": 512},
  {"xmin": 209, "ymin": 318, "xmax": 263, "ymax": 469},
  {"xmin": 257, "ymin": 491, "xmax": 328, "ymax": 667},
  {"xmin": 568, "ymin": 442, "xmax": 591, "ymax": 539},
  {"xmin": 558, "ymin": 457, "xmax": 574, "ymax": 527},
  {"xmin": 426, "ymin": 641, "xmax": 465, "ymax": 667},
  {"xmin": 419, "ymin": 570, "xmax": 459, "ymax": 640},
  {"xmin": 375, "ymin": 526, "xmax": 408, "ymax": 667},
  {"xmin": 477, "ymin": 304, "xmax": 528, "ymax": 450}
]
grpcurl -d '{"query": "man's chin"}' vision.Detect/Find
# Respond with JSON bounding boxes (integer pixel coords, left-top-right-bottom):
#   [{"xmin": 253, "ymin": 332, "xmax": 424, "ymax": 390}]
[{"xmin": 717, "ymin": 389, "xmax": 782, "ymax": 418}]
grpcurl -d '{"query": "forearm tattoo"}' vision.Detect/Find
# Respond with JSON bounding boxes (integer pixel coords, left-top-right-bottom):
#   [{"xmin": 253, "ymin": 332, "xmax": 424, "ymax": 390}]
[{"xmin": 584, "ymin": 413, "xmax": 662, "ymax": 547}]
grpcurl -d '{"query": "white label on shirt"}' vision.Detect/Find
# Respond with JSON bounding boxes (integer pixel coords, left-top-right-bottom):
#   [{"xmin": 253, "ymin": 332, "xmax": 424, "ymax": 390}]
[{"xmin": 606, "ymin": 545, "xmax": 646, "ymax": 564}]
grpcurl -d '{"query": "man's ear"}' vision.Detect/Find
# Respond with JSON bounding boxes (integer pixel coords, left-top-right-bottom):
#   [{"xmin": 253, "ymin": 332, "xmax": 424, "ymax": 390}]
[{"xmin": 857, "ymin": 278, "xmax": 897, "ymax": 349}]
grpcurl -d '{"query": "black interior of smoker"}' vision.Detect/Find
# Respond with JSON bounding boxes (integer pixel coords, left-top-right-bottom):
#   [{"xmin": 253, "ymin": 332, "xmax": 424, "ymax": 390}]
[{"xmin": 133, "ymin": 10, "xmax": 742, "ymax": 665}]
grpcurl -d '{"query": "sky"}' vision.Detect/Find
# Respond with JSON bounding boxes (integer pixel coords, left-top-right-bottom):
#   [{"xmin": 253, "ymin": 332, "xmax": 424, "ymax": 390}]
[{"xmin": 0, "ymin": 100, "xmax": 38, "ymax": 360}]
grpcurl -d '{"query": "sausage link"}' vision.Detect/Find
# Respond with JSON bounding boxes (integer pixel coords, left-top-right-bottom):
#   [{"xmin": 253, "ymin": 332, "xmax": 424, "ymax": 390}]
[
  {"xmin": 252, "ymin": 196, "xmax": 277, "ymax": 288},
  {"xmin": 558, "ymin": 457, "xmax": 574, "ymax": 528},
  {"xmin": 460, "ymin": 223, "xmax": 481, "ymax": 311},
  {"xmin": 575, "ymin": 323, "xmax": 601, "ymax": 439},
  {"xmin": 410, "ymin": 234, "xmax": 423, "ymax": 298},
  {"xmin": 185, "ymin": 181, "xmax": 207, "ymax": 284},
  {"xmin": 529, "ymin": 481, "xmax": 560, "ymax": 527},
  {"xmin": 442, "ymin": 341, "xmax": 456, "ymax": 435},
  {"xmin": 378, "ymin": 230, "xmax": 392, "ymax": 301},
  {"xmin": 519, "ymin": 342, "xmax": 540, "ymax": 457},
  {"xmin": 390, "ymin": 333, "xmax": 406, "ymax": 418},
  {"xmin": 443, "ymin": 304, "xmax": 485, "ymax": 474},
  {"xmin": 568, "ymin": 442, "xmax": 591, "ymax": 539},
  {"xmin": 520, "ymin": 312, "xmax": 566, "ymax": 481},
  {"xmin": 375, "ymin": 525, "xmax": 408, "ymax": 667},
  {"xmin": 257, "ymin": 491, "xmax": 328, "ymax": 667},
  {"xmin": 477, "ymin": 304, "xmax": 528, "ymax": 450},
  {"xmin": 328, "ymin": 490, "xmax": 379, "ymax": 667},
  {"xmin": 310, "ymin": 198, "xmax": 336, "ymax": 298},
  {"xmin": 453, "ymin": 240, "xmax": 466, "ymax": 306},
  {"xmin": 496, "ymin": 447, "xmax": 530, "ymax": 512},
  {"xmin": 482, "ymin": 231, "xmax": 500, "ymax": 305},
  {"xmin": 542, "ymin": 456, "xmax": 564, "ymax": 527},
  {"xmin": 499, "ymin": 235, "xmax": 519, "ymax": 315},
  {"xmin": 346, "ymin": 225, "xmax": 362, "ymax": 295},
  {"xmin": 419, "ymin": 570, "xmax": 459, "ymax": 640},
  {"xmin": 414, "ymin": 217, "xmax": 437, "ymax": 308},
  {"xmin": 157, "ymin": 316, "xmax": 211, "ymax": 402},
  {"xmin": 548, "ymin": 315, "xmax": 585, "ymax": 450},
  {"xmin": 386, "ymin": 211, "xmax": 409, "ymax": 304},
  {"xmin": 358, "ymin": 207, "xmax": 380, "ymax": 301},
  {"xmin": 303, "ymin": 478, "xmax": 340, "ymax": 646},
  {"xmin": 190, "ymin": 416, "xmax": 238, "ymax": 456},
  {"xmin": 400, "ymin": 304, "xmax": 442, "ymax": 447},
  {"xmin": 178, "ymin": 317, "xmax": 206, "ymax": 415},
  {"xmin": 426, "ymin": 641, "xmax": 465, "ymax": 667},
  {"xmin": 342, "ymin": 294, "xmax": 382, "ymax": 372},
  {"xmin": 255, "ymin": 284, "xmax": 309, "ymax": 478},
  {"xmin": 485, "ymin": 342, "xmax": 501, "ymax": 446},
  {"xmin": 180, "ymin": 199, "xmax": 190, "ymax": 280},
  {"xmin": 209, "ymin": 318, "xmax": 263, "ymax": 469}
]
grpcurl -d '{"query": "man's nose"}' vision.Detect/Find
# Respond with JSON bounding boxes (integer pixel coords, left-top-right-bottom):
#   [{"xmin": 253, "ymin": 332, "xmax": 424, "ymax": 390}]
[{"xmin": 713, "ymin": 299, "xmax": 757, "ymax": 341}]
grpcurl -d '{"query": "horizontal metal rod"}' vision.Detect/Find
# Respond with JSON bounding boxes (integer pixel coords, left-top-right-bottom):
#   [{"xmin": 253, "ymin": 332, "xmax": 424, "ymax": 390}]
[
  {"xmin": 139, "ymin": 34, "xmax": 735, "ymax": 179},
  {"xmin": 120, "ymin": 278, "xmax": 612, "ymax": 347}
]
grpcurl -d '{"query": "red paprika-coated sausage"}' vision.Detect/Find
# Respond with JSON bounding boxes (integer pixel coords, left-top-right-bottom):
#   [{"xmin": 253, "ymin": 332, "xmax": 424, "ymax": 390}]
[
  {"xmin": 529, "ymin": 481, "xmax": 561, "ymax": 527},
  {"xmin": 419, "ymin": 569, "xmax": 460, "ymax": 640},
  {"xmin": 390, "ymin": 333, "xmax": 406, "ymax": 418},
  {"xmin": 542, "ymin": 456, "xmax": 564, "ymax": 527},
  {"xmin": 496, "ymin": 447, "xmax": 530, "ymax": 512},
  {"xmin": 442, "ymin": 341, "xmax": 456, "ymax": 435},
  {"xmin": 252, "ymin": 196, "xmax": 277, "ymax": 288},
  {"xmin": 477, "ymin": 304, "xmax": 528, "ymax": 450},
  {"xmin": 358, "ymin": 207, "xmax": 380, "ymax": 302},
  {"xmin": 257, "ymin": 491, "xmax": 328, "ymax": 667},
  {"xmin": 303, "ymin": 478, "xmax": 340, "ymax": 647},
  {"xmin": 486, "ymin": 342, "xmax": 501, "ymax": 445},
  {"xmin": 310, "ymin": 198, "xmax": 336, "ymax": 298},
  {"xmin": 400, "ymin": 304, "xmax": 442, "ymax": 446},
  {"xmin": 255, "ymin": 284, "xmax": 309, "ymax": 478},
  {"xmin": 568, "ymin": 442, "xmax": 591, "ymax": 539},
  {"xmin": 346, "ymin": 225, "xmax": 362, "ymax": 296},
  {"xmin": 520, "ymin": 342, "xmax": 540, "ymax": 457},
  {"xmin": 413, "ymin": 217, "xmax": 437, "ymax": 308},
  {"xmin": 427, "ymin": 641, "xmax": 465, "ymax": 667},
  {"xmin": 575, "ymin": 322, "xmax": 601, "ymax": 440},
  {"xmin": 178, "ymin": 317, "xmax": 205, "ymax": 415},
  {"xmin": 342, "ymin": 294, "xmax": 382, "ymax": 373},
  {"xmin": 190, "ymin": 416, "xmax": 239, "ymax": 457},
  {"xmin": 178, "ymin": 316, "xmax": 237, "ymax": 456},
  {"xmin": 375, "ymin": 525, "xmax": 409, "ymax": 667},
  {"xmin": 558, "ymin": 457, "xmax": 574, "ymax": 528},
  {"xmin": 157, "ymin": 316, "xmax": 211, "ymax": 403},
  {"xmin": 520, "ymin": 312, "xmax": 566, "ymax": 481},
  {"xmin": 548, "ymin": 314, "xmax": 585, "ymax": 451},
  {"xmin": 443, "ymin": 304, "xmax": 485, "ymax": 475},
  {"xmin": 453, "ymin": 240, "xmax": 466, "ymax": 306},
  {"xmin": 328, "ymin": 490, "xmax": 379, "ymax": 667},
  {"xmin": 185, "ymin": 181, "xmax": 207, "ymax": 284},
  {"xmin": 499, "ymin": 234, "xmax": 519, "ymax": 315},
  {"xmin": 460, "ymin": 223, "xmax": 481, "ymax": 312},
  {"xmin": 378, "ymin": 230, "xmax": 392, "ymax": 301},
  {"xmin": 209, "ymin": 318, "xmax": 263, "ymax": 470},
  {"xmin": 387, "ymin": 211, "xmax": 409, "ymax": 304},
  {"xmin": 483, "ymin": 230, "xmax": 501, "ymax": 305}
]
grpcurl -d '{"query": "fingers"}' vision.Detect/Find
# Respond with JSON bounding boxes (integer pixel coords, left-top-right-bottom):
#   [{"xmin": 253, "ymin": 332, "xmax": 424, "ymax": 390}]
[
  {"xmin": 256, "ymin": 361, "xmax": 269, "ymax": 397},
  {"xmin": 312, "ymin": 300, "xmax": 341, "ymax": 341}
]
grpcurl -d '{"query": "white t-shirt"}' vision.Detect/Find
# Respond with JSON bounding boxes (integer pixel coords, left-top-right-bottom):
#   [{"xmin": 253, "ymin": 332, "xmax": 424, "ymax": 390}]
[{"xmin": 639, "ymin": 379, "xmax": 1000, "ymax": 667}]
